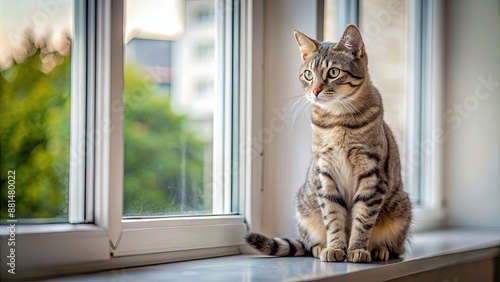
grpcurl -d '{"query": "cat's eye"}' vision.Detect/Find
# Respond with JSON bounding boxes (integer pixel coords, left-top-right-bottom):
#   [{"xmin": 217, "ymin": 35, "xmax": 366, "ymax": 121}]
[
  {"xmin": 304, "ymin": 70, "xmax": 314, "ymax": 81},
  {"xmin": 327, "ymin": 68, "xmax": 340, "ymax": 79}
]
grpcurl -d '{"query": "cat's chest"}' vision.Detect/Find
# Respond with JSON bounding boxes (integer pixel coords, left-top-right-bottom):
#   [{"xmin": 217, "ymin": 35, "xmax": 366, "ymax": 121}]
[{"xmin": 313, "ymin": 128, "xmax": 357, "ymax": 200}]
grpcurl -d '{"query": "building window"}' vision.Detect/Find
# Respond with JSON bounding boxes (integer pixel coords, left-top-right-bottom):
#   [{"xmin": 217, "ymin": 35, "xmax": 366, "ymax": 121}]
[
  {"xmin": 193, "ymin": 6, "xmax": 214, "ymax": 24},
  {"xmin": 195, "ymin": 79, "xmax": 214, "ymax": 99},
  {"xmin": 195, "ymin": 41, "xmax": 215, "ymax": 60}
]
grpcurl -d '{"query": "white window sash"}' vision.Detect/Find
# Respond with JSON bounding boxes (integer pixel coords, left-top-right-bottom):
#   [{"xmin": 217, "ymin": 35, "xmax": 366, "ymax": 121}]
[
  {"xmin": 93, "ymin": 0, "xmax": 124, "ymax": 249},
  {"xmin": 113, "ymin": 0, "xmax": 249, "ymax": 256},
  {"xmin": 69, "ymin": 0, "xmax": 89, "ymax": 224},
  {"xmin": 418, "ymin": 0, "xmax": 445, "ymax": 212},
  {"xmin": 409, "ymin": 0, "xmax": 446, "ymax": 231},
  {"xmin": 240, "ymin": 0, "xmax": 265, "ymax": 233},
  {"xmin": 114, "ymin": 216, "xmax": 246, "ymax": 257},
  {"xmin": 213, "ymin": 0, "xmax": 234, "ymax": 214},
  {"xmin": 406, "ymin": 0, "xmax": 445, "ymax": 212},
  {"xmin": 0, "ymin": 0, "xmax": 121, "ymax": 269}
]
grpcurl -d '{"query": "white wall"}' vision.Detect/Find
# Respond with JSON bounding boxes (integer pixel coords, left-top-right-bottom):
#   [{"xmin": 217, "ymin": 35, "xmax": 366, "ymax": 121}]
[
  {"xmin": 261, "ymin": 0, "xmax": 318, "ymax": 238},
  {"xmin": 444, "ymin": 0, "xmax": 500, "ymax": 228}
]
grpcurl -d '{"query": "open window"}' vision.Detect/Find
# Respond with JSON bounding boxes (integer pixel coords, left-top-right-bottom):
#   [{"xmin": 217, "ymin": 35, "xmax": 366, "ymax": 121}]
[{"xmin": 0, "ymin": 0, "xmax": 247, "ymax": 274}]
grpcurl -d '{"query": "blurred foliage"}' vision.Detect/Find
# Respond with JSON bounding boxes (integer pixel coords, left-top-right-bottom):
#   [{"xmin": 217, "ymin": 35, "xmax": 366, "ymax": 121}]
[
  {"xmin": 124, "ymin": 65, "xmax": 210, "ymax": 216},
  {"xmin": 0, "ymin": 36, "xmax": 70, "ymax": 221},
  {"xmin": 0, "ymin": 35, "xmax": 210, "ymax": 221}
]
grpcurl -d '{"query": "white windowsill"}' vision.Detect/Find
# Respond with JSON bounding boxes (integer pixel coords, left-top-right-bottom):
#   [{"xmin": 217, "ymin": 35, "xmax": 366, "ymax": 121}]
[{"xmin": 39, "ymin": 228, "xmax": 500, "ymax": 281}]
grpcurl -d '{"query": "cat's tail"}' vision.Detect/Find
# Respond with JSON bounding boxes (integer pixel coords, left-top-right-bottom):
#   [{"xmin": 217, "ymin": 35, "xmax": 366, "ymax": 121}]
[{"xmin": 244, "ymin": 232, "xmax": 308, "ymax": 257}]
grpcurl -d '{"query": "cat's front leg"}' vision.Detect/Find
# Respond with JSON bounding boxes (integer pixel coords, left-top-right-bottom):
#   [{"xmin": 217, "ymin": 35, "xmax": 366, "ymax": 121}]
[
  {"xmin": 316, "ymin": 166, "xmax": 348, "ymax": 262},
  {"xmin": 347, "ymin": 153, "xmax": 386, "ymax": 263}
]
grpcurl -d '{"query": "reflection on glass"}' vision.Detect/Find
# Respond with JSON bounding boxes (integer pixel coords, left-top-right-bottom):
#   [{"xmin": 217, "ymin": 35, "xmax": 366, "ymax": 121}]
[
  {"xmin": 0, "ymin": 0, "xmax": 73, "ymax": 223},
  {"xmin": 124, "ymin": 0, "xmax": 215, "ymax": 216}
]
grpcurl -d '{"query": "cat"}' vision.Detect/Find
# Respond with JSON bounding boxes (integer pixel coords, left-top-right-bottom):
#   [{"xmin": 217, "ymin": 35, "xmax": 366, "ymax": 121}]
[{"xmin": 245, "ymin": 24, "xmax": 412, "ymax": 263}]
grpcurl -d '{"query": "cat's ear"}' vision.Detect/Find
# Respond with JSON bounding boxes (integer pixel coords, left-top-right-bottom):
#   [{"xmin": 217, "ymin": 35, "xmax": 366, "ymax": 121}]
[
  {"xmin": 337, "ymin": 24, "xmax": 365, "ymax": 58},
  {"xmin": 294, "ymin": 30, "xmax": 320, "ymax": 61}
]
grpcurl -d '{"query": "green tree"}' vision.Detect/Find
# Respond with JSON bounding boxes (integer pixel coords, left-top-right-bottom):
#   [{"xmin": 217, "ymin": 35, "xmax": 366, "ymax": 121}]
[
  {"xmin": 123, "ymin": 64, "xmax": 209, "ymax": 215},
  {"xmin": 1, "ymin": 35, "xmax": 209, "ymax": 221},
  {"xmin": 0, "ymin": 37, "xmax": 70, "ymax": 221}
]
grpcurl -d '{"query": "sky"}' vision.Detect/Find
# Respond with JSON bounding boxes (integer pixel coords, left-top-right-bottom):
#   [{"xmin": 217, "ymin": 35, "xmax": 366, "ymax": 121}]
[
  {"xmin": 0, "ymin": 0, "xmax": 73, "ymax": 68},
  {"xmin": 0, "ymin": 0, "xmax": 182, "ymax": 69},
  {"xmin": 126, "ymin": 0, "xmax": 183, "ymax": 42}
]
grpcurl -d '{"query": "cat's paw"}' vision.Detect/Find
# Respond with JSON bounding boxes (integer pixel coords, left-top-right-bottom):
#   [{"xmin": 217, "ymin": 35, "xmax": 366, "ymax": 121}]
[
  {"xmin": 319, "ymin": 247, "xmax": 345, "ymax": 262},
  {"xmin": 346, "ymin": 249, "xmax": 371, "ymax": 263},
  {"xmin": 311, "ymin": 245, "xmax": 324, "ymax": 258},
  {"xmin": 371, "ymin": 247, "xmax": 390, "ymax": 261}
]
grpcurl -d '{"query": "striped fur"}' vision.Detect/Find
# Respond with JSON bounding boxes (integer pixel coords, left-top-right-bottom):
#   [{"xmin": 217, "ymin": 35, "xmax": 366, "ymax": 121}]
[
  {"xmin": 245, "ymin": 25, "xmax": 412, "ymax": 263},
  {"xmin": 245, "ymin": 233, "xmax": 307, "ymax": 257}
]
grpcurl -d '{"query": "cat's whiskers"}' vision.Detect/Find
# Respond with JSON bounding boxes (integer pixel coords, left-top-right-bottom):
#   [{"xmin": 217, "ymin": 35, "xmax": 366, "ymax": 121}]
[
  {"xmin": 301, "ymin": 103, "xmax": 313, "ymax": 121},
  {"xmin": 284, "ymin": 94, "xmax": 305, "ymax": 102},
  {"xmin": 291, "ymin": 97, "xmax": 310, "ymax": 129},
  {"xmin": 282, "ymin": 96, "xmax": 308, "ymax": 123}
]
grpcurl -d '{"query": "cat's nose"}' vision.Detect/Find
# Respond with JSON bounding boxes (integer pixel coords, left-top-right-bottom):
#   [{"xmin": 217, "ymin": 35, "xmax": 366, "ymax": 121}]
[{"xmin": 312, "ymin": 89, "xmax": 322, "ymax": 97}]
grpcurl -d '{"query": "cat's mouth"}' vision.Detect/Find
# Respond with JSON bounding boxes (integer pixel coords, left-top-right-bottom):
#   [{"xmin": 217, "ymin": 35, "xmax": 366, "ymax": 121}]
[
  {"xmin": 310, "ymin": 94, "xmax": 352, "ymax": 114},
  {"xmin": 311, "ymin": 95, "xmax": 338, "ymax": 110},
  {"xmin": 310, "ymin": 92, "xmax": 333, "ymax": 103}
]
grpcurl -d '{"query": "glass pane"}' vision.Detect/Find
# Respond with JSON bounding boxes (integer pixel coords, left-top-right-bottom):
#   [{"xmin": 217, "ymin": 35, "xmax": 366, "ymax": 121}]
[
  {"xmin": 323, "ymin": 0, "xmax": 339, "ymax": 42},
  {"xmin": 124, "ymin": 0, "xmax": 220, "ymax": 216},
  {"xmin": 0, "ymin": 0, "xmax": 74, "ymax": 223},
  {"xmin": 358, "ymin": 1, "xmax": 415, "ymax": 200}
]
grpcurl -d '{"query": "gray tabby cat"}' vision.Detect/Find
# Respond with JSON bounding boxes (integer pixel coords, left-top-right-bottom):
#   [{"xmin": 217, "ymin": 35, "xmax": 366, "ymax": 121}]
[{"xmin": 245, "ymin": 24, "xmax": 412, "ymax": 262}]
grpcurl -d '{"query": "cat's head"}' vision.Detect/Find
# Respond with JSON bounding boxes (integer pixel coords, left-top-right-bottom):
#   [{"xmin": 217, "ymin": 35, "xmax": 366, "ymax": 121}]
[{"xmin": 294, "ymin": 24, "xmax": 368, "ymax": 113}]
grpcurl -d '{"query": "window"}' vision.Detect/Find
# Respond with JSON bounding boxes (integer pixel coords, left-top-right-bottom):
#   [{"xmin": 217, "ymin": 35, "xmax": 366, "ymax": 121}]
[
  {"xmin": 117, "ymin": 0, "xmax": 246, "ymax": 257},
  {"xmin": 123, "ymin": 0, "xmax": 220, "ymax": 217},
  {"xmin": 196, "ymin": 80, "xmax": 215, "ymax": 99},
  {"xmin": 358, "ymin": 0, "xmax": 411, "ymax": 199},
  {"xmin": 195, "ymin": 41, "xmax": 215, "ymax": 60},
  {"xmin": 0, "ymin": 0, "xmax": 247, "ymax": 274},
  {"xmin": 123, "ymin": 0, "xmax": 238, "ymax": 219},
  {"xmin": 193, "ymin": 5, "xmax": 214, "ymax": 24},
  {"xmin": 323, "ymin": 0, "xmax": 444, "ymax": 219},
  {"xmin": 0, "ymin": 0, "xmax": 74, "ymax": 224},
  {"xmin": 0, "ymin": 0, "xmax": 444, "ymax": 277}
]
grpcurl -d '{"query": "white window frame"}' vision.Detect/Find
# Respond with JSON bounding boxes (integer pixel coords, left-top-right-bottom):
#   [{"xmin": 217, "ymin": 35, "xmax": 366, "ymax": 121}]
[
  {"xmin": 0, "ymin": 0, "xmax": 256, "ymax": 277},
  {"xmin": 406, "ymin": 0, "xmax": 445, "ymax": 231},
  {"xmin": 116, "ymin": 0, "xmax": 247, "ymax": 257},
  {"xmin": 1, "ymin": 0, "xmax": 111, "ymax": 275}
]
